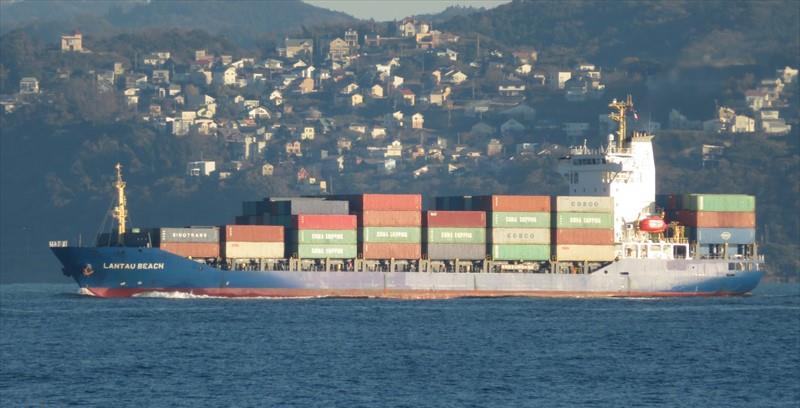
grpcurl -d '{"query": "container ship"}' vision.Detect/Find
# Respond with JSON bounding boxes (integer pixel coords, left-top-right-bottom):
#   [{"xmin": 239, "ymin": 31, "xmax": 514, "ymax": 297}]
[{"xmin": 50, "ymin": 96, "xmax": 764, "ymax": 298}]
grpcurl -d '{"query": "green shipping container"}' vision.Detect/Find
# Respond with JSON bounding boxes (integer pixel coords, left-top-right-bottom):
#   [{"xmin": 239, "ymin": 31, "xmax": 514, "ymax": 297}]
[
  {"xmin": 491, "ymin": 212, "xmax": 551, "ymax": 228},
  {"xmin": 297, "ymin": 244, "xmax": 357, "ymax": 259},
  {"xmin": 361, "ymin": 227, "xmax": 422, "ymax": 243},
  {"xmin": 295, "ymin": 229, "xmax": 357, "ymax": 244},
  {"xmin": 682, "ymin": 194, "xmax": 755, "ymax": 212},
  {"xmin": 491, "ymin": 244, "xmax": 550, "ymax": 261},
  {"xmin": 426, "ymin": 227, "xmax": 486, "ymax": 244},
  {"xmin": 556, "ymin": 212, "xmax": 614, "ymax": 229}
]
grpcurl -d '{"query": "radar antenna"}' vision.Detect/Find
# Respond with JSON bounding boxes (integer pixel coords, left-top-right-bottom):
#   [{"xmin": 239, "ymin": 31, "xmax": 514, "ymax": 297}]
[{"xmin": 112, "ymin": 163, "xmax": 128, "ymax": 245}]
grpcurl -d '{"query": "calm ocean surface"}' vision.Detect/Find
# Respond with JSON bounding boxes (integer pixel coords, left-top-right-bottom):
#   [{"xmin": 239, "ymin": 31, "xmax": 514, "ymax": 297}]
[{"xmin": 1, "ymin": 283, "xmax": 798, "ymax": 407}]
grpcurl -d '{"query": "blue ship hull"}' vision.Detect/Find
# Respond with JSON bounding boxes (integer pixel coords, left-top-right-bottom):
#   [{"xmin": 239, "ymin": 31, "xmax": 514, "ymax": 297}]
[{"xmin": 51, "ymin": 246, "xmax": 764, "ymax": 298}]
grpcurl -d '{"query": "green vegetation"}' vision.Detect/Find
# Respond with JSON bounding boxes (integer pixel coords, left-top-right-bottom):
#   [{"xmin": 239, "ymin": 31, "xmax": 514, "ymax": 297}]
[{"xmin": 442, "ymin": 0, "xmax": 800, "ymax": 68}]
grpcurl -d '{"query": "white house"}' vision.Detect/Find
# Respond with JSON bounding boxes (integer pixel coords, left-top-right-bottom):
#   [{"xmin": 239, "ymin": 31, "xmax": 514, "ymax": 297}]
[
  {"xmin": 301, "ymin": 126, "xmax": 315, "ymax": 140},
  {"xmin": 187, "ymin": 161, "xmax": 216, "ymax": 176},
  {"xmin": 385, "ymin": 140, "xmax": 403, "ymax": 158},
  {"xmin": 19, "ymin": 77, "xmax": 39, "ymax": 94},
  {"xmin": 248, "ymin": 106, "xmax": 271, "ymax": 120},
  {"xmin": 412, "ymin": 113, "xmax": 424, "ymax": 129},
  {"xmin": 213, "ymin": 66, "xmax": 237, "ymax": 86}
]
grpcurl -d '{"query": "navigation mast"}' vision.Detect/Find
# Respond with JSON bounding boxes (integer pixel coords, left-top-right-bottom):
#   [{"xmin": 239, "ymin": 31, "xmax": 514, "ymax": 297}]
[
  {"xmin": 608, "ymin": 94, "xmax": 633, "ymax": 148},
  {"xmin": 112, "ymin": 163, "xmax": 128, "ymax": 244}
]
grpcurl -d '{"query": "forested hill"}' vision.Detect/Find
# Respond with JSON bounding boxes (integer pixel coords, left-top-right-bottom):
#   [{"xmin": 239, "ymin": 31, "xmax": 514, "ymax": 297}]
[
  {"xmin": 441, "ymin": 0, "xmax": 800, "ymax": 68},
  {"xmin": 0, "ymin": 0, "xmax": 355, "ymax": 45}
]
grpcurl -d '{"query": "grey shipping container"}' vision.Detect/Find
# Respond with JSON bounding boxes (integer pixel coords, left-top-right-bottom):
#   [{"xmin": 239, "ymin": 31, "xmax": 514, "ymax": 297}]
[
  {"xmin": 426, "ymin": 243, "xmax": 486, "ymax": 260},
  {"xmin": 269, "ymin": 198, "xmax": 349, "ymax": 215},
  {"xmin": 159, "ymin": 227, "xmax": 220, "ymax": 243}
]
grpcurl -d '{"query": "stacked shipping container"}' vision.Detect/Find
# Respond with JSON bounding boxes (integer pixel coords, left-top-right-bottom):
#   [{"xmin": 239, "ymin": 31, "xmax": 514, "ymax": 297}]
[
  {"xmin": 293, "ymin": 214, "xmax": 358, "ymax": 259},
  {"xmin": 552, "ymin": 196, "xmax": 615, "ymax": 261},
  {"xmin": 482, "ymin": 196, "xmax": 551, "ymax": 261},
  {"xmin": 425, "ymin": 211, "xmax": 486, "ymax": 260},
  {"xmin": 435, "ymin": 195, "xmax": 552, "ymax": 261},
  {"xmin": 659, "ymin": 194, "xmax": 756, "ymax": 256},
  {"xmin": 158, "ymin": 227, "xmax": 220, "ymax": 258},
  {"xmin": 337, "ymin": 194, "xmax": 423, "ymax": 260},
  {"xmin": 222, "ymin": 225, "xmax": 284, "ymax": 259}
]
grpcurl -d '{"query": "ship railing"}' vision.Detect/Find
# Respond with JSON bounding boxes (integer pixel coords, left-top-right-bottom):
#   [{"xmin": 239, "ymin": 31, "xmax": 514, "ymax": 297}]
[
  {"xmin": 569, "ymin": 145, "xmax": 632, "ymax": 156},
  {"xmin": 695, "ymin": 253, "xmax": 759, "ymax": 261}
]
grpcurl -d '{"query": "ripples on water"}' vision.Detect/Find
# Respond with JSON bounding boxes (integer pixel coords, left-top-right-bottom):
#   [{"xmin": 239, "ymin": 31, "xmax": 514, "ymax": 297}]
[{"xmin": 1, "ymin": 283, "xmax": 798, "ymax": 407}]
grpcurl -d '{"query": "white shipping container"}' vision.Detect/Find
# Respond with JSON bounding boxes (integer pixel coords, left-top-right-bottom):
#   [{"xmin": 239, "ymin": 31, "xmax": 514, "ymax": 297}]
[
  {"xmin": 554, "ymin": 244, "xmax": 616, "ymax": 261},
  {"xmin": 224, "ymin": 241, "xmax": 284, "ymax": 259},
  {"xmin": 490, "ymin": 228, "xmax": 551, "ymax": 244},
  {"xmin": 556, "ymin": 196, "xmax": 614, "ymax": 213}
]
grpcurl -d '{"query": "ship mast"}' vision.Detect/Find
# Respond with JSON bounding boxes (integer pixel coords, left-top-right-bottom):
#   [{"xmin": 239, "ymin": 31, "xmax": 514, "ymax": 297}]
[
  {"xmin": 608, "ymin": 94, "xmax": 633, "ymax": 148},
  {"xmin": 112, "ymin": 163, "xmax": 128, "ymax": 244}
]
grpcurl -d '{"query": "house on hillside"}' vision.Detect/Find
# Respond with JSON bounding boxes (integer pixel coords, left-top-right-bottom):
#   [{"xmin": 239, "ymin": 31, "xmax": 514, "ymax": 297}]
[
  {"xmin": 213, "ymin": 66, "xmax": 237, "ymax": 86},
  {"xmin": 281, "ymin": 38, "xmax": 313, "ymax": 58},
  {"xmin": 498, "ymin": 80, "xmax": 526, "ymax": 97},
  {"xmin": 399, "ymin": 88, "xmax": 416, "ymax": 106},
  {"xmin": 412, "ymin": 113, "xmax": 424, "ymax": 129},
  {"xmin": 187, "ymin": 161, "xmax": 216, "ymax": 177},
  {"xmin": 329, "ymin": 38, "xmax": 350, "ymax": 62},
  {"xmin": 429, "ymin": 86, "xmax": 451, "ymax": 106},
  {"xmin": 487, "ymin": 139, "xmax": 503, "ymax": 157},
  {"xmin": 298, "ymin": 77, "xmax": 315, "ymax": 94},
  {"xmin": 371, "ymin": 84, "xmax": 384, "ymax": 98},
  {"xmin": 19, "ymin": 77, "xmax": 39, "ymax": 94},
  {"xmin": 61, "ymin": 31, "xmax": 83, "ymax": 52}
]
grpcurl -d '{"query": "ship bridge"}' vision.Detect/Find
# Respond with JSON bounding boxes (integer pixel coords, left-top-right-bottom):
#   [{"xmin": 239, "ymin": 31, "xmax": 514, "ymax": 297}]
[{"xmin": 558, "ymin": 96, "xmax": 656, "ymax": 243}]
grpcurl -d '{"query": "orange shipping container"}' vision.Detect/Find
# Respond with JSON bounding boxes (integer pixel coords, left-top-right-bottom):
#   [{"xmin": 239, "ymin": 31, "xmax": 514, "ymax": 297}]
[
  {"xmin": 223, "ymin": 225, "xmax": 284, "ymax": 242},
  {"xmin": 360, "ymin": 211, "xmax": 422, "ymax": 227},
  {"xmin": 553, "ymin": 229, "xmax": 614, "ymax": 245},
  {"xmin": 426, "ymin": 211, "xmax": 486, "ymax": 228},
  {"xmin": 673, "ymin": 211, "xmax": 755, "ymax": 228},
  {"xmin": 361, "ymin": 243, "xmax": 421, "ymax": 260},
  {"xmin": 159, "ymin": 242, "xmax": 219, "ymax": 258},
  {"xmin": 474, "ymin": 195, "xmax": 551, "ymax": 212}
]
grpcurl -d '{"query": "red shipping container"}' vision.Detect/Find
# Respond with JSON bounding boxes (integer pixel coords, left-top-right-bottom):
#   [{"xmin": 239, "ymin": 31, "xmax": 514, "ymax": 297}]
[
  {"xmin": 358, "ymin": 194, "xmax": 423, "ymax": 211},
  {"xmin": 361, "ymin": 243, "xmax": 421, "ymax": 260},
  {"xmin": 426, "ymin": 211, "xmax": 486, "ymax": 228},
  {"xmin": 553, "ymin": 229, "xmax": 614, "ymax": 245},
  {"xmin": 361, "ymin": 211, "xmax": 422, "ymax": 227},
  {"xmin": 223, "ymin": 225, "xmax": 284, "ymax": 242},
  {"xmin": 159, "ymin": 242, "xmax": 219, "ymax": 258},
  {"xmin": 295, "ymin": 214, "xmax": 357, "ymax": 230},
  {"xmin": 671, "ymin": 211, "xmax": 755, "ymax": 228},
  {"xmin": 474, "ymin": 195, "xmax": 551, "ymax": 212}
]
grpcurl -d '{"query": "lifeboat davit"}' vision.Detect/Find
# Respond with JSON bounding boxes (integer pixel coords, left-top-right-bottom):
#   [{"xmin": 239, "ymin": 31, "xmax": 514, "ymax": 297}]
[{"xmin": 639, "ymin": 216, "xmax": 667, "ymax": 233}]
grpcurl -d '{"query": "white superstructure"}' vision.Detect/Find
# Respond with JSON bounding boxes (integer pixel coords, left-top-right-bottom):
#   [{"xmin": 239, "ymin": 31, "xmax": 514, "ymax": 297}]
[{"xmin": 558, "ymin": 96, "xmax": 681, "ymax": 260}]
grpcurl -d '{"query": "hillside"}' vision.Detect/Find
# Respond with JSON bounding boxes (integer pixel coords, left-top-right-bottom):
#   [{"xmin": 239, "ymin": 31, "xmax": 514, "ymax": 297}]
[
  {"xmin": 441, "ymin": 0, "xmax": 800, "ymax": 68},
  {"xmin": 0, "ymin": 0, "xmax": 355, "ymax": 45}
]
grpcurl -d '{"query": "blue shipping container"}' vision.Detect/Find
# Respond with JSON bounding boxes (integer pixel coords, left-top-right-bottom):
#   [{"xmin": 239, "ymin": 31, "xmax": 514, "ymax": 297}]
[{"xmin": 689, "ymin": 227, "xmax": 755, "ymax": 244}]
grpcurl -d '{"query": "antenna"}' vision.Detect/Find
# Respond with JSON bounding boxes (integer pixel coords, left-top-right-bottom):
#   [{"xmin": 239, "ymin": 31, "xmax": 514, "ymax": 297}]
[
  {"xmin": 608, "ymin": 94, "xmax": 633, "ymax": 148},
  {"xmin": 112, "ymin": 163, "xmax": 128, "ymax": 245}
]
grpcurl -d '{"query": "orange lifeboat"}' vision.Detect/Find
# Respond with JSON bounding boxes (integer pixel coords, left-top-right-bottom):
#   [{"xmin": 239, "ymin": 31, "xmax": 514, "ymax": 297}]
[{"xmin": 639, "ymin": 216, "xmax": 667, "ymax": 233}]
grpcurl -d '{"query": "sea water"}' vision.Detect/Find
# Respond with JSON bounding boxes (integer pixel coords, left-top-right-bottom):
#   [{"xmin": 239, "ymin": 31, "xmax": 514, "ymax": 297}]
[{"xmin": 1, "ymin": 283, "xmax": 798, "ymax": 407}]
